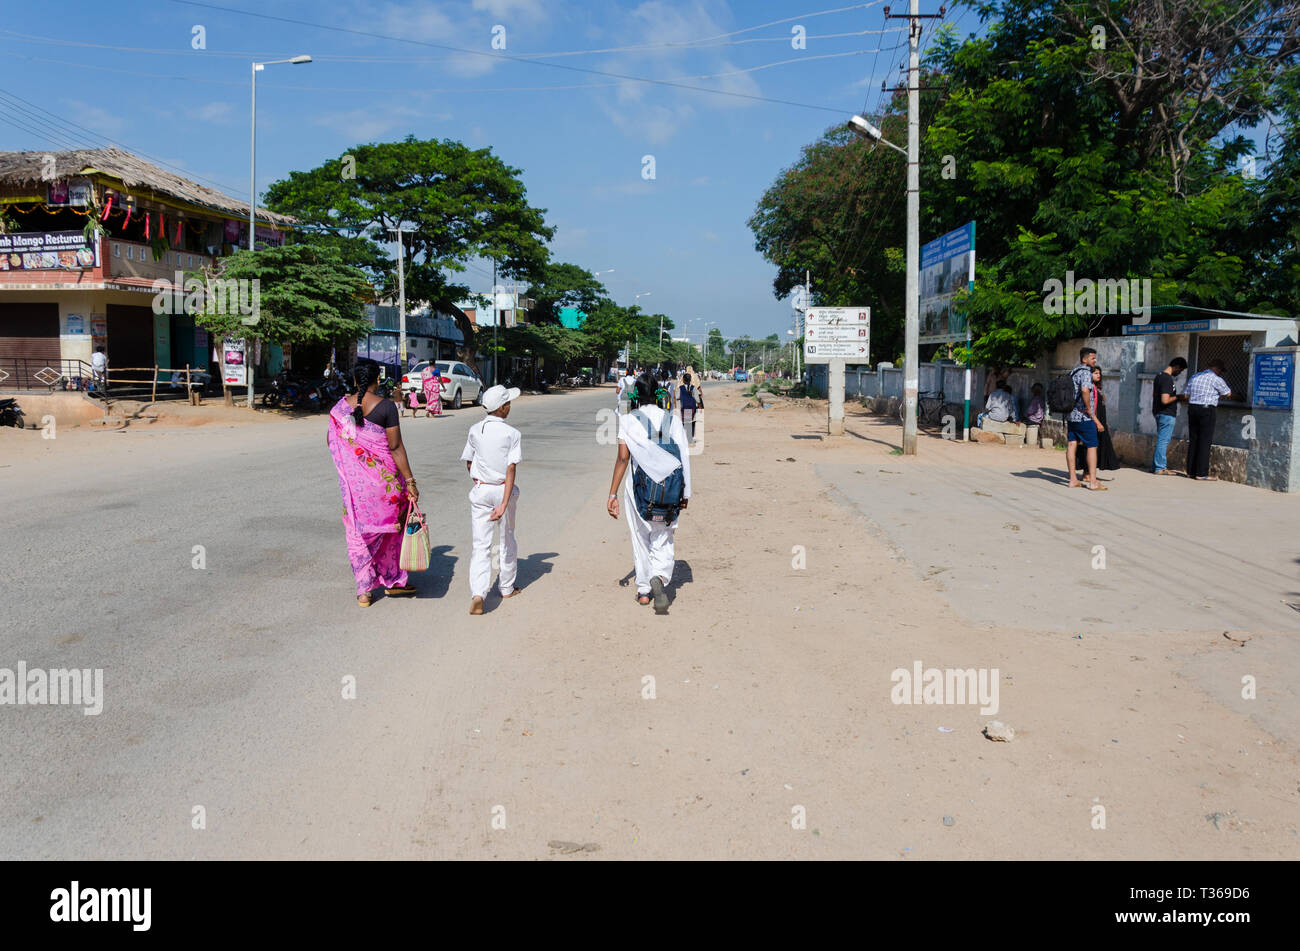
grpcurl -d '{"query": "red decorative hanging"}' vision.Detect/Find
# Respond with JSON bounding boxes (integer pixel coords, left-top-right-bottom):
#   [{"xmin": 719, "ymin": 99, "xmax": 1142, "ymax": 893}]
[
  {"xmin": 100, "ymin": 195, "xmax": 113, "ymax": 220},
  {"xmin": 175, "ymin": 218, "xmax": 183, "ymax": 244},
  {"xmin": 144, "ymin": 212, "xmax": 151, "ymax": 240},
  {"xmin": 124, "ymin": 205, "xmax": 132, "ymax": 227}
]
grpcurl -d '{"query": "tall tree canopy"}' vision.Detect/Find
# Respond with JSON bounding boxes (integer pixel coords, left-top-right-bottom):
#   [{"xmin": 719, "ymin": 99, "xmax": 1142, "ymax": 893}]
[
  {"xmin": 525, "ymin": 261, "xmax": 608, "ymax": 325},
  {"xmin": 264, "ymin": 136, "xmax": 554, "ymax": 369},
  {"xmin": 750, "ymin": 0, "xmax": 1300, "ymax": 366}
]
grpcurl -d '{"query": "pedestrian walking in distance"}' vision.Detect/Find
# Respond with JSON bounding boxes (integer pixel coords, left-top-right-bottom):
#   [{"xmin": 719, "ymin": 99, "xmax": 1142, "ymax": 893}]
[
  {"xmin": 422, "ymin": 364, "xmax": 443, "ymax": 417},
  {"xmin": 1184, "ymin": 360, "xmax": 1240, "ymax": 481},
  {"xmin": 678, "ymin": 372, "xmax": 702, "ymax": 442},
  {"xmin": 1065, "ymin": 347, "xmax": 1107, "ymax": 490},
  {"xmin": 326, "ymin": 360, "xmax": 419, "ymax": 608},
  {"xmin": 1151, "ymin": 356, "xmax": 1188, "ymax": 474},
  {"xmin": 461, "ymin": 384, "xmax": 523, "ymax": 615},
  {"xmin": 606, "ymin": 372, "xmax": 692, "ymax": 613}
]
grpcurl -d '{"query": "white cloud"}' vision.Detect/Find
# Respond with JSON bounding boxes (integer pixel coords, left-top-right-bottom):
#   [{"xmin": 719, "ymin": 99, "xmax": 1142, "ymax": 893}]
[
  {"xmin": 194, "ymin": 102, "xmax": 233, "ymax": 123},
  {"xmin": 599, "ymin": 98, "xmax": 690, "ymax": 146},
  {"xmin": 589, "ymin": 0, "xmax": 759, "ymax": 143},
  {"xmin": 471, "ymin": 0, "xmax": 549, "ymax": 21},
  {"xmin": 587, "ymin": 181, "xmax": 656, "ymax": 199},
  {"xmin": 312, "ymin": 105, "xmax": 430, "ymax": 140},
  {"xmin": 701, "ymin": 230, "xmax": 721, "ymax": 243},
  {"xmin": 60, "ymin": 100, "xmax": 126, "ymax": 138}
]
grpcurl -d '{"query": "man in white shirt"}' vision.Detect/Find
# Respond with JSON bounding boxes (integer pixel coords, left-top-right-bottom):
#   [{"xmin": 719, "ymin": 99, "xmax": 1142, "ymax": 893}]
[
  {"xmin": 90, "ymin": 347, "xmax": 107, "ymax": 389},
  {"xmin": 606, "ymin": 373, "xmax": 692, "ymax": 613},
  {"xmin": 460, "ymin": 385, "xmax": 523, "ymax": 615}
]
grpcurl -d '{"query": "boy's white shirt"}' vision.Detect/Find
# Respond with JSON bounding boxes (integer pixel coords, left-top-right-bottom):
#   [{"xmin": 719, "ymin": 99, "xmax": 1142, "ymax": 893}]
[{"xmin": 619, "ymin": 405, "xmax": 691, "ymax": 499}]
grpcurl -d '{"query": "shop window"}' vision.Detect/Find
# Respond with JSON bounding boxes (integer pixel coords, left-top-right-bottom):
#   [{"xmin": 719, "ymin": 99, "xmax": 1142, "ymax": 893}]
[
  {"xmin": 1194, "ymin": 334, "xmax": 1250, "ymax": 401},
  {"xmin": 112, "ymin": 243, "xmax": 120, "ymax": 257}
]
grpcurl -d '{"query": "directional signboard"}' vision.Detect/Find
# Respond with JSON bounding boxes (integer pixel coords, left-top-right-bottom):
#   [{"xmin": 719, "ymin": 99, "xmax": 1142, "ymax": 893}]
[
  {"xmin": 805, "ymin": 307, "xmax": 869, "ymax": 326},
  {"xmin": 804, "ymin": 340, "xmax": 870, "ymax": 360},
  {"xmin": 806, "ymin": 324, "xmax": 869, "ymax": 341},
  {"xmin": 804, "ymin": 307, "xmax": 869, "ymax": 364}
]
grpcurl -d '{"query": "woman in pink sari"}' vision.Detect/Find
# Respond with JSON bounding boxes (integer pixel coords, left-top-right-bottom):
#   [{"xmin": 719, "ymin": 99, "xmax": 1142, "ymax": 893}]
[
  {"xmin": 422, "ymin": 364, "xmax": 443, "ymax": 416},
  {"xmin": 327, "ymin": 361, "xmax": 420, "ymax": 607}
]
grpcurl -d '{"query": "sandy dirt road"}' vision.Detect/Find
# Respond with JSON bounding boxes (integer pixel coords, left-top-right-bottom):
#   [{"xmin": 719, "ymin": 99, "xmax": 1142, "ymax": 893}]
[{"xmin": 0, "ymin": 383, "xmax": 1295, "ymax": 859}]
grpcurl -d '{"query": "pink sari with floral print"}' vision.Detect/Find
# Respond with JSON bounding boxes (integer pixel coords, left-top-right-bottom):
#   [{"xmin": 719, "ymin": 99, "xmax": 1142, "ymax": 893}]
[
  {"xmin": 327, "ymin": 397, "xmax": 410, "ymax": 595},
  {"xmin": 422, "ymin": 368, "xmax": 442, "ymax": 416}
]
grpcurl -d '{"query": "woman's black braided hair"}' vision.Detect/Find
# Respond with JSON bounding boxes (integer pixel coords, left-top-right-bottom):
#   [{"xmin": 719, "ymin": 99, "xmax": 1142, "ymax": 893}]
[
  {"xmin": 635, "ymin": 371, "xmax": 658, "ymax": 408},
  {"xmin": 350, "ymin": 360, "xmax": 381, "ymax": 426}
]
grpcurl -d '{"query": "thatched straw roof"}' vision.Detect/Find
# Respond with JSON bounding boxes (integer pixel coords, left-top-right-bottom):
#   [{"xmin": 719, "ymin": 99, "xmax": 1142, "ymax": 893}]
[{"xmin": 0, "ymin": 147, "xmax": 295, "ymax": 226}]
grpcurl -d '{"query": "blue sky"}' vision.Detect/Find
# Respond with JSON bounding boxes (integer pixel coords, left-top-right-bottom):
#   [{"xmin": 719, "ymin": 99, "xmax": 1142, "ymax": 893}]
[{"xmin": 0, "ymin": 0, "xmax": 979, "ymax": 341}]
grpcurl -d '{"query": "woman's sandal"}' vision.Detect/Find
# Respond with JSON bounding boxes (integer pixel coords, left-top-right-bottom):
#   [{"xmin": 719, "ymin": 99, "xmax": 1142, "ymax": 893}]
[
  {"xmin": 637, "ymin": 594, "xmax": 652, "ymax": 606},
  {"xmin": 384, "ymin": 585, "xmax": 417, "ymax": 596},
  {"xmin": 358, "ymin": 593, "xmax": 373, "ymax": 608}
]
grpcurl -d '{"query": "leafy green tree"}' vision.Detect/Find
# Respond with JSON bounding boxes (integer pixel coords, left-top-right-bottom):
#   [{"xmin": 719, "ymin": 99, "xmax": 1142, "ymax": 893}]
[
  {"xmin": 705, "ymin": 327, "xmax": 728, "ymax": 370},
  {"xmin": 525, "ymin": 262, "xmax": 608, "ymax": 325},
  {"xmin": 750, "ymin": 0, "xmax": 1299, "ymax": 366},
  {"xmin": 264, "ymin": 136, "xmax": 554, "ymax": 371},
  {"xmin": 192, "ymin": 244, "xmax": 372, "ymax": 372}
]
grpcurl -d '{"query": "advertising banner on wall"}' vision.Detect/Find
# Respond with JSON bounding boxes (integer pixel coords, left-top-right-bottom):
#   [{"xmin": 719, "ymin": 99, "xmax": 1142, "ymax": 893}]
[
  {"xmin": 919, "ymin": 221, "xmax": 975, "ymax": 344},
  {"xmin": 222, "ymin": 337, "xmax": 247, "ymax": 386},
  {"xmin": 0, "ymin": 230, "xmax": 99, "ymax": 271}
]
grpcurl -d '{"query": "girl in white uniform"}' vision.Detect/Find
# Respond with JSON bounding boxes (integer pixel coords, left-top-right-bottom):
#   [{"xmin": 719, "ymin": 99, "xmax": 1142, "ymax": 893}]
[{"xmin": 606, "ymin": 373, "xmax": 692, "ymax": 613}]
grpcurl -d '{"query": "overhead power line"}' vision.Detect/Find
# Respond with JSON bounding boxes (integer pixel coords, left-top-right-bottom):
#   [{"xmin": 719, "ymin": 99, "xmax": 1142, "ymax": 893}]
[
  {"xmin": 0, "ymin": 86, "xmax": 248, "ymax": 197},
  {"xmin": 164, "ymin": 0, "xmax": 870, "ymax": 114}
]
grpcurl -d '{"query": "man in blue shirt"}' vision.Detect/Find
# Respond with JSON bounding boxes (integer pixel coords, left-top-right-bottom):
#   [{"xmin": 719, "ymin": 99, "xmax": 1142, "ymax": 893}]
[{"xmin": 1066, "ymin": 347, "xmax": 1106, "ymax": 490}]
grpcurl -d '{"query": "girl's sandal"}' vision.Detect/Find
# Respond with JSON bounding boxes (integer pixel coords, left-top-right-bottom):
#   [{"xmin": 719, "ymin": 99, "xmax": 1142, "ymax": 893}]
[
  {"xmin": 637, "ymin": 594, "xmax": 653, "ymax": 606},
  {"xmin": 358, "ymin": 593, "xmax": 373, "ymax": 608},
  {"xmin": 384, "ymin": 585, "xmax": 416, "ymax": 596}
]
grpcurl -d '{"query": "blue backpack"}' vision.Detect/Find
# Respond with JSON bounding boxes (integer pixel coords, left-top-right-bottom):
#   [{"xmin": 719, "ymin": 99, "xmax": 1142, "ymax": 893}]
[{"xmin": 631, "ymin": 410, "xmax": 684, "ymax": 524}]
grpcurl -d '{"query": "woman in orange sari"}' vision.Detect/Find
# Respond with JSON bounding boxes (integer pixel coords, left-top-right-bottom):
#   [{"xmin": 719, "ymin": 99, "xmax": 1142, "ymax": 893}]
[{"xmin": 327, "ymin": 362, "xmax": 420, "ymax": 606}]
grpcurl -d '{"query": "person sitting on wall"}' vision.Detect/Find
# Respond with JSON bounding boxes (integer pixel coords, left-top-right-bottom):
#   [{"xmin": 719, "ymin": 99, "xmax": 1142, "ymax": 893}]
[
  {"xmin": 1024, "ymin": 383, "xmax": 1046, "ymax": 425},
  {"xmin": 977, "ymin": 381, "xmax": 1020, "ymax": 429}
]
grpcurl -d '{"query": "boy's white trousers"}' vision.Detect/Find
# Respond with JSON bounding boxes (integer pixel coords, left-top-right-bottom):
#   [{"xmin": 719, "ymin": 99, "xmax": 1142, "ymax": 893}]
[{"xmin": 469, "ymin": 482, "xmax": 518, "ymax": 598}]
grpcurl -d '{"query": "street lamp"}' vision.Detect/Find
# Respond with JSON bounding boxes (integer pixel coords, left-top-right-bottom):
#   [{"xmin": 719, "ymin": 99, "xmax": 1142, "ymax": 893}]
[
  {"xmin": 248, "ymin": 53, "xmax": 311, "ymax": 408},
  {"xmin": 847, "ymin": 102, "xmax": 919, "ymax": 454}
]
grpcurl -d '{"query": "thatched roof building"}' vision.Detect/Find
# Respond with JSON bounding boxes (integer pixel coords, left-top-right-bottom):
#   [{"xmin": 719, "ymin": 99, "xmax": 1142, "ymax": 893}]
[{"xmin": 0, "ymin": 147, "xmax": 295, "ymax": 227}]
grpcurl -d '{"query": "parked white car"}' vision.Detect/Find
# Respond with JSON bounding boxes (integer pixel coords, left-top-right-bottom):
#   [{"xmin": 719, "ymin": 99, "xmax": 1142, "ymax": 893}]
[{"xmin": 401, "ymin": 360, "xmax": 483, "ymax": 409}]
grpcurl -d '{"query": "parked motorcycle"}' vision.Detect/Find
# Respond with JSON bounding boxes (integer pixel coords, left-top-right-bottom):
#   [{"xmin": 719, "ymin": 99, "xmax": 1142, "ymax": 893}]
[
  {"xmin": 0, "ymin": 397, "xmax": 25, "ymax": 428},
  {"xmin": 261, "ymin": 371, "xmax": 300, "ymax": 409}
]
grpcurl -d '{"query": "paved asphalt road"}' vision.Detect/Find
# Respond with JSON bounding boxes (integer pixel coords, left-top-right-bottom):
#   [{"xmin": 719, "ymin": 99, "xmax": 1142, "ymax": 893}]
[{"xmin": 0, "ymin": 385, "xmax": 622, "ymax": 859}]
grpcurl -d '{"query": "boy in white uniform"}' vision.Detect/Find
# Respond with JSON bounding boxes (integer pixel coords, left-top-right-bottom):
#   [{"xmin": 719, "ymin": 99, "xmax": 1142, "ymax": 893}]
[
  {"xmin": 606, "ymin": 373, "xmax": 692, "ymax": 613},
  {"xmin": 460, "ymin": 385, "xmax": 523, "ymax": 615}
]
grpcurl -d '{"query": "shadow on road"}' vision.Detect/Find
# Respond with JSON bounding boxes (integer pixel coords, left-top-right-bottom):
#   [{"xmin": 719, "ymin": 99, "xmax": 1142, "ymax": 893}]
[
  {"xmin": 514, "ymin": 550, "xmax": 559, "ymax": 589},
  {"xmin": 1009, "ymin": 467, "xmax": 1071, "ymax": 485},
  {"xmin": 413, "ymin": 545, "xmax": 457, "ymax": 599}
]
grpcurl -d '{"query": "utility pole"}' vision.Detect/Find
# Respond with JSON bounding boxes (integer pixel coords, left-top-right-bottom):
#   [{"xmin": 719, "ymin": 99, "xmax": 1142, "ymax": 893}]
[
  {"xmin": 893, "ymin": 0, "xmax": 923, "ymax": 455},
  {"xmin": 801, "ymin": 269, "xmax": 810, "ymax": 381},
  {"xmin": 492, "ymin": 257, "xmax": 498, "ymax": 386},
  {"xmin": 390, "ymin": 226, "xmax": 410, "ymax": 377}
]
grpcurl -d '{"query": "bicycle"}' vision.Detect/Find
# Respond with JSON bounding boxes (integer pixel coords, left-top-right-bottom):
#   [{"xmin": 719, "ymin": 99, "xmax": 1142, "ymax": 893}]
[{"xmin": 897, "ymin": 390, "xmax": 946, "ymax": 427}]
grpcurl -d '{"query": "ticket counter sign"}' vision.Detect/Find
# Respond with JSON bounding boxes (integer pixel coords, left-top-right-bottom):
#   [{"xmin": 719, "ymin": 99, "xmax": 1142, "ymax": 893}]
[{"xmin": 1252, "ymin": 352, "xmax": 1294, "ymax": 409}]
